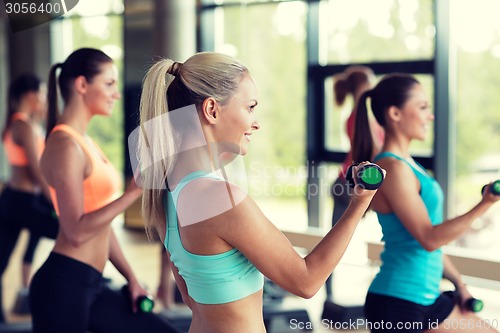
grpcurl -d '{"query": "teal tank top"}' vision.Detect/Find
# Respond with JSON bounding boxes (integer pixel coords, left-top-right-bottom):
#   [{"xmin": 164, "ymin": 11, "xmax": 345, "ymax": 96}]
[
  {"xmin": 163, "ymin": 170, "xmax": 264, "ymax": 304},
  {"xmin": 368, "ymin": 152, "xmax": 444, "ymax": 305}
]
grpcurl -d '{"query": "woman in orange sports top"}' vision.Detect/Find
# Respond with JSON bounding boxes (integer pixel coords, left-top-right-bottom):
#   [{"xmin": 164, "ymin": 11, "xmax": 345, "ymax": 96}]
[
  {"xmin": 29, "ymin": 48, "xmax": 177, "ymax": 333},
  {"xmin": 0, "ymin": 74, "xmax": 58, "ymax": 323}
]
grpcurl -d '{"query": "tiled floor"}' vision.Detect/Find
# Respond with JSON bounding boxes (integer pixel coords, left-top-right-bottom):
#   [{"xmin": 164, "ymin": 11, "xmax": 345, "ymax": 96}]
[{"xmin": 3, "ymin": 218, "xmax": 500, "ymax": 332}]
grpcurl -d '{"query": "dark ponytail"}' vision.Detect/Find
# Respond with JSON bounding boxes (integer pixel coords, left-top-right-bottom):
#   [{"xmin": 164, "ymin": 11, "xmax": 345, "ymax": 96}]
[
  {"xmin": 352, "ymin": 90, "xmax": 373, "ymax": 163},
  {"xmin": 333, "ymin": 75, "xmax": 350, "ymax": 106},
  {"xmin": 46, "ymin": 48, "xmax": 113, "ymax": 137},
  {"xmin": 333, "ymin": 66, "xmax": 373, "ymax": 107},
  {"xmin": 47, "ymin": 63, "xmax": 63, "ymax": 139},
  {"xmin": 352, "ymin": 73, "xmax": 420, "ymax": 163},
  {"xmin": 2, "ymin": 74, "xmax": 42, "ymax": 140}
]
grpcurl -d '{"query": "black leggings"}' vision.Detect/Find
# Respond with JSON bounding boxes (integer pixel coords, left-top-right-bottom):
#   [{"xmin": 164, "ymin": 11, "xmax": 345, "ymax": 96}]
[
  {"xmin": 364, "ymin": 292, "xmax": 455, "ymax": 333},
  {"xmin": 0, "ymin": 186, "xmax": 59, "ymax": 322},
  {"xmin": 29, "ymin": 253, "xmax": 178, "ymax": 333}
]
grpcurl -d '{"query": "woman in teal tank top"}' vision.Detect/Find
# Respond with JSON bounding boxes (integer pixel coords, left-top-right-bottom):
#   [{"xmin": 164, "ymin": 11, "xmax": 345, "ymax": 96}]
[
  {"xmin": 353, "ymin": 73, "xmax": 500, "ymax": 332},
  {"xmin": 134, "ymin": 52, "xmax": 382, "ymax": 333}
]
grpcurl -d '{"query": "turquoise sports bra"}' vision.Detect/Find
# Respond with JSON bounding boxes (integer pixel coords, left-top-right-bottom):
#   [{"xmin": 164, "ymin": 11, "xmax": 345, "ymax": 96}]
[{"xmin": 163, "ymin": 170, "xmax": 264, "ymax": 304}]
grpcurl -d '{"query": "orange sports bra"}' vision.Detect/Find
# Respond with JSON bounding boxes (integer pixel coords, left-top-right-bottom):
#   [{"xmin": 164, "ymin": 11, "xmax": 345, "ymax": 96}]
[
  {"xmin": 3, "ymin": 113, "xmax": 45, "ymax": 167},
  {"xmin": 48, "ymin": 124, "xmax": 122, "ymax": 214}
]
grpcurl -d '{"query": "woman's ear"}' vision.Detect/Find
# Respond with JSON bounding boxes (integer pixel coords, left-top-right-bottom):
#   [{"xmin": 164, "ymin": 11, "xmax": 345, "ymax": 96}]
[
  {"xmin": 201, "ymin": 97, "xmax": 219, "ymax": 125},
  {"xmin": 387, "ymin": 105, "xmax": 401, "ymax": 123},
  {"xmin": 73, "ymin": 75, "xmax": 88, "ymax": 95}
]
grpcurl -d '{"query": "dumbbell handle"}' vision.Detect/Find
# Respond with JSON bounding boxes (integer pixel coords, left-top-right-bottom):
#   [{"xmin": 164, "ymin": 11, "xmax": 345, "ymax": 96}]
[
  {"xmin": 121, "ymin": 285, "xmax": 155, "ymax": 313},
  {"xmin": 443, "ymin": 290, "xmax": 483, "ymax": 313},
  {"xmin": 465, "ymin": 297, "xmax": 484, "ymax": 313},
  {"xmin": 481, "ymin": 180, "xmax": 500, "ymax": 196}
]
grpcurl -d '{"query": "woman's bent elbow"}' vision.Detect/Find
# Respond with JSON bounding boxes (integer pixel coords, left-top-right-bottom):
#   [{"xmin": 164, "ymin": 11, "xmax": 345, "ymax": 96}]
[
  {"xmin": 421, "ymin": 239, "xmax": 440, "ymax": 252},
  {"xmin": 300, "ymin": 289, "xmax": 317, "ymax": 299},
  {"xmin": 294, "ymin": 284, "xmax": 319, "ymax": 299}
]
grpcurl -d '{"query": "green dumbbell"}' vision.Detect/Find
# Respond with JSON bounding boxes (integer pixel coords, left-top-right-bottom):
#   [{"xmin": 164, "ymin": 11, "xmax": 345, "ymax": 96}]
[
  {"xmin": 346, "ymin": 163, "xmax": 384, "ymax": 190},
  {"xmin": 136, "ymin": 295, "xmax": 154, "ymax": 313},
  {"xmin": 444, "ymin": 290, "xmax": 483, "ymax": 313},
  {"xmin": 481, "ymin": 180, "xmax": 500, "ymax": 196},
  {"xmin": 122, "ymin": 285, "xmax": 155, "ymax": 313},
  {"xmin": 465, "ymin": 297, "xmax": 484, "ymax": 313}
]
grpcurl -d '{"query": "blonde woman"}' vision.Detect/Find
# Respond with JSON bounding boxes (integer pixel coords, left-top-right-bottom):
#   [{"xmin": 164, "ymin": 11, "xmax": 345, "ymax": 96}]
[{"xmin": 137, "ymin": 52, "xmax": 382, "ymax": 333}]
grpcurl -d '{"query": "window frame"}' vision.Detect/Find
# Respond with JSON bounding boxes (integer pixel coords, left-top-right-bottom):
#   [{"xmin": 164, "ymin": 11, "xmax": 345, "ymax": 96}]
[{"xmin": 198, "ymin": 0, "xmax": 500, "ymax": 286}]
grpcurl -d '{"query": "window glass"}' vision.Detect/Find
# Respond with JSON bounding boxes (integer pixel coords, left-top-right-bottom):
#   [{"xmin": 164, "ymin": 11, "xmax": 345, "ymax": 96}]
[
  {"xmin": 321, "ymin": 0, "xmax": 435, "ymax": 64},
  {"xmin": 66, "ymin": 0, "xmax": 124, "ymax": 17},
  {"xmin": 203, "ymin": 0, "xmax": 297, "ymax": 5},
  {"xmin": 214, "ymin": 2, "xmax": 308, "ymax": 231},
  {"xmin": 450, "ymin": 0, "xmax": 500, "ymax": 257},
  {"xmin": 51, "ymin": 7, "xmax": 124, "ymax": 172},
  {"xmin": 325, "ymin": 74, "xmax": 434, "ymax": 156}
]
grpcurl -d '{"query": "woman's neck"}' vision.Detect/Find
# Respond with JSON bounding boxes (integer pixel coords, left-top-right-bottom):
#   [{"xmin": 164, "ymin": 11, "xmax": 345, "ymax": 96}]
[
  {"xmin": 382, "ymin": 134, "xmax": 412, "ymax": 159},
  {"xmin": 168, "ymin": 142, "xmax": 239, "ymax": 187},
  {"xmin": 168, "ymin": 145, "xmax": 214, "ymax": 186},
  {"xmin": 59, "ymin": 101, "xmax": 92, "ymax": 134}
]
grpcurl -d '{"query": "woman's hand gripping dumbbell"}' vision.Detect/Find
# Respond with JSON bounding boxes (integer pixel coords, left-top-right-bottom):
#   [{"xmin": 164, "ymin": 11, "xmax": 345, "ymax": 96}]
[
  {"xmin": 481, "ymin": 180, "xmax": 500, "ymax": 196},
  {"xmin": 345, "ymin": 162, "xmax": 385, "ymax": 190},
  {"xmin": 443, "ymin": 290, "xmax": 484, "ymax": 313},
  {"xmin": 122, "ymin": 284, "xmax": 155, "ymax": 313}
]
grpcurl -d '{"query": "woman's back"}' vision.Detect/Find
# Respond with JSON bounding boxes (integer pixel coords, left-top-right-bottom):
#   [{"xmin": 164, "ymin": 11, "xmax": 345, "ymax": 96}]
[
  {"xmin": 4, "ymin": 113, "xmax": 45, "ymax": 191},
  {"xmin": 369, "ymin": 152, "xmax": 444, "ymax": 305},
  {"xmin": 40, "ymin": 124, "xmax": 121, "ymax": 270}
]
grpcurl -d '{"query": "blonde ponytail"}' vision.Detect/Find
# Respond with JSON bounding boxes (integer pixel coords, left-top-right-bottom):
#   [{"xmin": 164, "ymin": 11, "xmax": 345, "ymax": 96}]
[{"xmin": 139, "ymin": 59, "xmax": 178, "ymax": 239}]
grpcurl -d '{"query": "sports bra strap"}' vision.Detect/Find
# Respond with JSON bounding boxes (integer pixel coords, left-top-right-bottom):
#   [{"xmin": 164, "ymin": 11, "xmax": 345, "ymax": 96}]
[
  {"xmin": 374, "ymin": 151, "xmax": 415, "ymax": 169},
  {"xmin": 50, "ymin": 124, "xmax": 96, "ymax": 161},
  {"xmin": 166, "ymin": 170, "xmax": 225, "ymax": 230},
  {"xmin": 374, "ymin": 151, "xmax": 404, "ymax": 161},
  {"xmin": 374, "ymin": 151, "xmax": 430, "ymax": 178},
  {"xmin": 11, "ymin": 112, "xmax": 30, "ymax": 122},
  {"xmin": 170, "ymin": 170, "xmax": 214, "ymax": 197}
]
